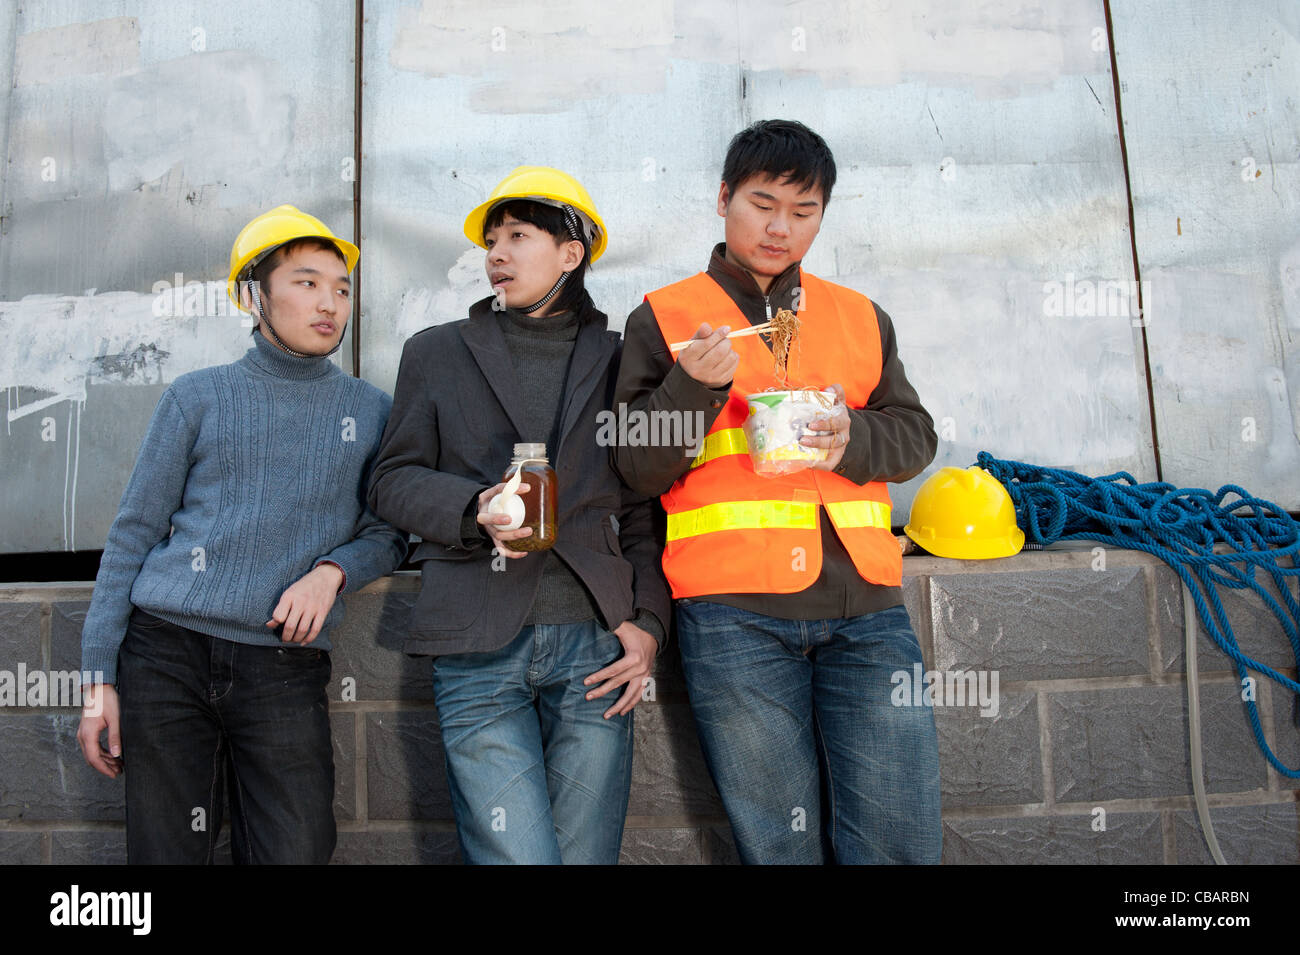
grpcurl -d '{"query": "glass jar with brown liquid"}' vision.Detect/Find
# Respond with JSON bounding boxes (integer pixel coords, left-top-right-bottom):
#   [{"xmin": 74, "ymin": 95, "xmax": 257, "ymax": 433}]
[{"xmin": 502, "ymin": 442, "xmax": 557, "ymax": 552}]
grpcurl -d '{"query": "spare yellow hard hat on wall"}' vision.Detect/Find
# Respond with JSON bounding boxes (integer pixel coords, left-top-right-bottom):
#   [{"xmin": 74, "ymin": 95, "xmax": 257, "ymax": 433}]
[
  {"xmin": 463, "ymin": 166, "xmax": 608, "ymax": 263},
  {"xmin": 226, "ymin": 205, "xmax": 360, "ymax": 310},
  {"xmin": 905, "ymin": 466, "xmax": 1026, "ymax": 559}
]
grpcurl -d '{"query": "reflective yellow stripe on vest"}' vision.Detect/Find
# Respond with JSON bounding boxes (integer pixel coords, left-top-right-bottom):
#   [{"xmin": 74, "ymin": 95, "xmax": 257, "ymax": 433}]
[
  {"xmin": 824, "ymin": 500, "xmax": 892, "ymax": 529},
  {"xmin": 666, "ymin": 499, "xmax": 818, "ymax": 540},
  {"xmin": 689, "ymin": 428, "xmax": 748, "ymax": 469}
]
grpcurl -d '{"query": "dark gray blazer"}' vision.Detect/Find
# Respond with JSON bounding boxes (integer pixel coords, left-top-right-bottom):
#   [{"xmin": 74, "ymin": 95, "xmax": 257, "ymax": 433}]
[{"xmin": 366, "ymin": 297, "xmax": 671, "ymax": 657}]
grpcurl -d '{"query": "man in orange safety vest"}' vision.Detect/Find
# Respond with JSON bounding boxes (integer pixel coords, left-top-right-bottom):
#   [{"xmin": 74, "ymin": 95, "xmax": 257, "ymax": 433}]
[{"xmin": 613, "ymin": 119, "xmax": 941, "ymax": 864}]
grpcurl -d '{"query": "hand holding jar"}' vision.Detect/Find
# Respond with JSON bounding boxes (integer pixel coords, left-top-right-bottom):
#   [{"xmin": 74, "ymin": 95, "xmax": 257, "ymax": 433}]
[{"xmin": 477, "ymin": 442, "xmax": 558, "ymax": 555}]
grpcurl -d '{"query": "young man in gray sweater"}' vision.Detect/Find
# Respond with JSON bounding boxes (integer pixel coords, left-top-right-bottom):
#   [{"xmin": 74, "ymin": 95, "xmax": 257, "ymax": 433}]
[{"xmin": 76, "ymin": 206, "xmax": 408, "ymax": 864}]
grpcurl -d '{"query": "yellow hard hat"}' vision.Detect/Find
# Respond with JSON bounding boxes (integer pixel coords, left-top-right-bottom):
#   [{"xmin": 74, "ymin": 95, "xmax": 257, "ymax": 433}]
[
  {"xmin": 227, "ymin": 205, "xmax": 360, "ymax": 311},
  {"xmin": 905, "ymin": 466, "xmax": 1025, "ymax": 559},
  {"xmin": 463, "ymin": 166, "xmax": 608, "ymax": 263}
]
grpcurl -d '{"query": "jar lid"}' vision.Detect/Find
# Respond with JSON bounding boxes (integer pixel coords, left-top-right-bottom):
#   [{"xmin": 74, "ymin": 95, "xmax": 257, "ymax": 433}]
[{"xmin": 512, "ymin": 442, "xmax": 547, "ymax": 461}]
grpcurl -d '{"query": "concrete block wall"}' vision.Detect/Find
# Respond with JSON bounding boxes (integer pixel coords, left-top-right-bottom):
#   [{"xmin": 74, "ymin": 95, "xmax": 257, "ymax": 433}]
[{"xmin": 1, "ymin": 547, "xmax": 1297, "ymax": 864}]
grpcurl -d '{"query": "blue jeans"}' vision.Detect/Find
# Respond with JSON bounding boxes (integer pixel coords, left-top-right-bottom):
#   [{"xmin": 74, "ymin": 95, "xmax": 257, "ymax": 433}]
[
  {"xmin": 431, "ymin": 621, "xmax": 634, "ymax": 864},
  {"xmin": 116, "ymin": 608, "xmax": 335, "ymax": 864},
  {"xmin": 676, "ymin": 601, "xmax": 941, "ymax": 864}
]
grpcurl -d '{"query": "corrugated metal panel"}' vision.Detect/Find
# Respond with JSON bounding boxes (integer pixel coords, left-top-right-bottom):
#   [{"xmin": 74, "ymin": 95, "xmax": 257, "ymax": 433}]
[
  {"xmin": 1113, "ymin": 0, "xmax": 1300, "ymax": 507},
  {"xmin": 361, "ymin": 0, "xmax": 1152, "ymax": 522},
  {"xmin": 3, "ymin": 0, "xmax": 1293, "ymax": 555},
  {"xmin": 358, "ymin": 0, "xmax": 744, "ymax": 394},
  {"xmin": 741, "ymin": 0, "xmax": 1155, "ymax": 516},
  {"xmin": 0, "ymin": 1, "xmax": 356, "ymax": 552}
]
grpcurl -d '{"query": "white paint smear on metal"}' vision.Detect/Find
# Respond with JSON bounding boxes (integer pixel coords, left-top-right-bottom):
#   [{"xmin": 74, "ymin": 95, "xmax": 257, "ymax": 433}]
[
  {"xmin": 389, "ymin": 0, "xmax": 1102, "ymax": 111},
  {"xmin": 102, "ymin": 51, "xmax": 294, "ymax": 194},
  {"xmin": 14, "ymin": 16, "xmax": 140, "ymax": 86},
  {"xmin": 0, "ymin": 288, "xmax": 256, "ymax": 399},
  {"xmin": 867, "ymin": 261, "xmax": 1148, "ymax": 470}
]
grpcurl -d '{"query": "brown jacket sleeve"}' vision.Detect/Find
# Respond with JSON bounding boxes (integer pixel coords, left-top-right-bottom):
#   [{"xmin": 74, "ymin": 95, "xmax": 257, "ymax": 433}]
[
  {"xmin": 612, "ymin": 300, "xmax": 732, "ymax": 497},
  {"xmin": 616, "ymin": 479, "xmax": 669, "ymax": 648}
]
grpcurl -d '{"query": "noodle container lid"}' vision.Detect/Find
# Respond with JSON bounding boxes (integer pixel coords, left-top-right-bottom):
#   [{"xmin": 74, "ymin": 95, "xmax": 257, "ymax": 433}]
[{"xmin": 746, "ymin": 388, "xmax": 838, "ymax": 408}]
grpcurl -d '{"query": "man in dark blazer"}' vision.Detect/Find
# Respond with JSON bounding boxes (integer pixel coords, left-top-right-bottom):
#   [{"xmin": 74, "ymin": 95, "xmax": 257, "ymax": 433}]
[
  {"xmin": 367, "ymin": 297, "xmax": 669, "ymax": 659},
  {"xmin": 366, "ymin": 168, "xmax": 669, "ymax": 863}
]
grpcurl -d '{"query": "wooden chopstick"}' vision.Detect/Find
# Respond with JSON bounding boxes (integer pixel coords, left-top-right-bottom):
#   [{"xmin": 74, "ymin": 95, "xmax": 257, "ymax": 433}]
[{"xmin": 668, "ymin": 321, "xmax": 772, "ymax": 352}]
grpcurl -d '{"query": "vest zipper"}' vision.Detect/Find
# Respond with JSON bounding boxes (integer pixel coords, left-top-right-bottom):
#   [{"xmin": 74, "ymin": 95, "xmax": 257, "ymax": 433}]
[{"xmin": 764, "ymin": 295, "xmax": 772, "ymax": 320}]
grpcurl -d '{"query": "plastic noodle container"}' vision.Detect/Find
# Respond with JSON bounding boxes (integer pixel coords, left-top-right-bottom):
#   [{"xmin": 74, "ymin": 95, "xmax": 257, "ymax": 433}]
[{"xmin": 742, "ymin": 389, "xmax": 843, "ymax": 476}]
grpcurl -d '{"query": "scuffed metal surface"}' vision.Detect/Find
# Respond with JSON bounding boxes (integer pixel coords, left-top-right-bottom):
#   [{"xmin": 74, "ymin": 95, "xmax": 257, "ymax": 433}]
[
  {"xmin": 0, "ymin": 2, "xmax": 356, "ymax": 552},
  {"xmin": 362, "ymin": 0, "xmax": 1153, "ymax": 523},
  {"xmin": 13, "ymin": 16, "xmax": 140, "ymax": 86},
  {"xmin": 1112, "ymin": 1, "xmax": 1300, "ymax": 507},
  {"xmin": 1, "ymin": 0, "xmax": 1295, "ymax": 554}
]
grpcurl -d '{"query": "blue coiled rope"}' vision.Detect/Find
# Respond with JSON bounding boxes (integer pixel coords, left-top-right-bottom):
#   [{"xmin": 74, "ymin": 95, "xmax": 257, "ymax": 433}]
[{"xmin": 976, "ymin": 451, "xmax": 1300, "ymax": 777}]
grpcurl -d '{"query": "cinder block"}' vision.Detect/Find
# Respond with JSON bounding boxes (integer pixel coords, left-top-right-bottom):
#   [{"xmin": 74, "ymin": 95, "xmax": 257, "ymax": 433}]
[
  {"xmin": 937, "ymin": 690, "xmax": 1041, "ymax": 808},
  {"xmin": 50, "ymin": 601, "xmax": 90, "ymax": 674},
  {"xmin": 901, "ymin": 576, "xmax": 931, "ymax": 668},
  {"xmin": 1159, "ymin": 563, "xmax": 1300, "ymax": 675},
  {"xmin": 931, "ymin": 567, "xmax": 1151, "ymax": 681},
  {"xmin": 618, "ymin": 827, "xmax": 706, "ymax": 864},
  {"xmin": 1174, "ymin": 803, "xmax": 1300, "ymax": 864},
  {"xmin": 46, "ymin": 822, "xmax": 233, "ymax": 864},
  {"xmin": 332, "ymin": 829, "xmax": 461, "ymax": 864},
  {"xmin": 329, "ymin": 591, "xmax": 429, "ymax": 702},
  {"xmin": 50, "ymin": 829, "xmax": 126, "ymax": 864},
  {"xmin": 1260, "ymin": 679, "xmax": 1300, "ymax": 784},
  {"xmin": 0, "ymin": 830, "xmax": 43, "ymax": 864},
  {"xmin": 0, "ymin": 714, "xmax": 124, "ymax": 820},
  {"xmin": 703, "ymin": 825, "xmax": 741, "ymax": 865},
  {"xmin": 646, "ymin": 637, "xmax": 688, "ymax": 701},
  {"xmin": 0, "ymin": 603, "xmax": 43, "ymax": 675},
  {"xmin": 365, "ymin": 711, "xmax": 451, "ymax": 821},
  {"xmin": 1151, "ymin": 563, "xmax": 1185, "ymax": 669},
  {"xmin": 942, "ymin": 811, "xmax": 1163, "ymax": 864},
  {"xmin": 332, "ymin": 711, "xmax": 355, "ymax": 822},
  {"xmin": 901, "ymin": 575, "xmax": 925, "ymax": 627},
  {"xmin": 1049, "ymin": 683, "xmax": 1267, "ymax": 803},
  {"xmin": 1194, "ymin": 685, "xmax": 1292, "ymax": 795},
  {"xmin": 628, "ymin": 704, "xmax": 723, "ymax": 817}
]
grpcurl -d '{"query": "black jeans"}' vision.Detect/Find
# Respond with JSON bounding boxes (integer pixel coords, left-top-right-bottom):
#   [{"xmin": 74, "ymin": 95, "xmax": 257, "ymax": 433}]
[{"xmin": 117, "ymin": 608, "xmax": 335, "ymax": 864}]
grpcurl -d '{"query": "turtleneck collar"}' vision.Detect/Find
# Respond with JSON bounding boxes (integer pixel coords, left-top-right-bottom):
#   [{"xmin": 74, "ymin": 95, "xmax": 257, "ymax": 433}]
[
  {"xmin": 241, "ymin": 327, "xmax": 339, "ymax": 381},
  {"xmin": 499, "ymin": 306, "xmax": 579, "ymax": 340}
]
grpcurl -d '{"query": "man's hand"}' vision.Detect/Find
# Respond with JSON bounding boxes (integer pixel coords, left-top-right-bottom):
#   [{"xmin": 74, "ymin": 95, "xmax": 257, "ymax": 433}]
[
  {"xmin": 677, "ymin": 322, "xmax": 739, "ymax": 389},
  {"xmin": 582, "ymin": 620, "xmax": 659, "ymax": 719},
  {"xmin": 476, "ymin": 482, "xmax": 534, "ymax": 560},
  {"xmin": 802, "ymin": 382, "xmax": 852, "ymax": 471},
  {"xmin": 267, "ymin": 563, "xmax": 343, "ymax": 643},
  {"xmin": 77, "ymin": 683, "xmax": 122, "ymax": 778}
]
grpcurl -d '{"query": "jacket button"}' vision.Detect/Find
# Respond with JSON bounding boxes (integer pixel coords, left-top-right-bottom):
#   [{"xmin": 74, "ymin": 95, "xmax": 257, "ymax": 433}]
[{"xmin": 710, "ymin": 399, "xmax": 723, "ymax": 408}]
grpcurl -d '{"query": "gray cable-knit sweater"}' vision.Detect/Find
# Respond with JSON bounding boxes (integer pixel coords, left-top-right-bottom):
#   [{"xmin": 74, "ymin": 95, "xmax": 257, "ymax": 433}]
[{"xmin": 80, "ymin": 329, "xmax": 409, "ymax": 683}]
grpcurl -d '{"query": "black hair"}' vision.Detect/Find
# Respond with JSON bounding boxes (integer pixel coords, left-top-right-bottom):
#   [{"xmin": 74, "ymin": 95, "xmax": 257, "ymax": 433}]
[
  {"xmin": 721, "ymin": 119, "xmax": 837, "ymax": 207},
  {"xmin": 483, "ymin": 199, "xmax": 594, "ymax": 318},
  {"xmin": 249, "ymin": 236, "xmax": 347, "ymax": 298}
]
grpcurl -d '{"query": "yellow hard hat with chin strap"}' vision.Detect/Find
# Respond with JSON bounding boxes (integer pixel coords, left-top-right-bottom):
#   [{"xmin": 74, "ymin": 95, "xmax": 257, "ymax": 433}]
[
  {"xmin": 463, "ymin": 166, "xmax": 608, "ymax": 263},
  {"xmin": 227, "ymin": 205, "xmax": 359, "ymax": 358},
  {"xmin": 905, "ymin": 466, "xmax": 1025, "ymax": 559}
]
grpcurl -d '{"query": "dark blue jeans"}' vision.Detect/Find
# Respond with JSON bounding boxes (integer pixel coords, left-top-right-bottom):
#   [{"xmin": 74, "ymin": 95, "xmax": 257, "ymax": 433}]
[
  {"xmin": 431, "ymin": 621, "xmax": 634, "ymax": 864},
  {"xmin": 676, "ymin": 601, "xmax": 942, "ymax": 864},
  {"xmin": 117, "ymin": 608, "xmax": 335, "ymax": 864}
]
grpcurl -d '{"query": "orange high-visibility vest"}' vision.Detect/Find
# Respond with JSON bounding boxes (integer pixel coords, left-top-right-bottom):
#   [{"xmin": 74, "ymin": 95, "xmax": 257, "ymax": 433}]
[{"xmin": 649, "ymin": 271, "xmax": 900, "ymax": 598}]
